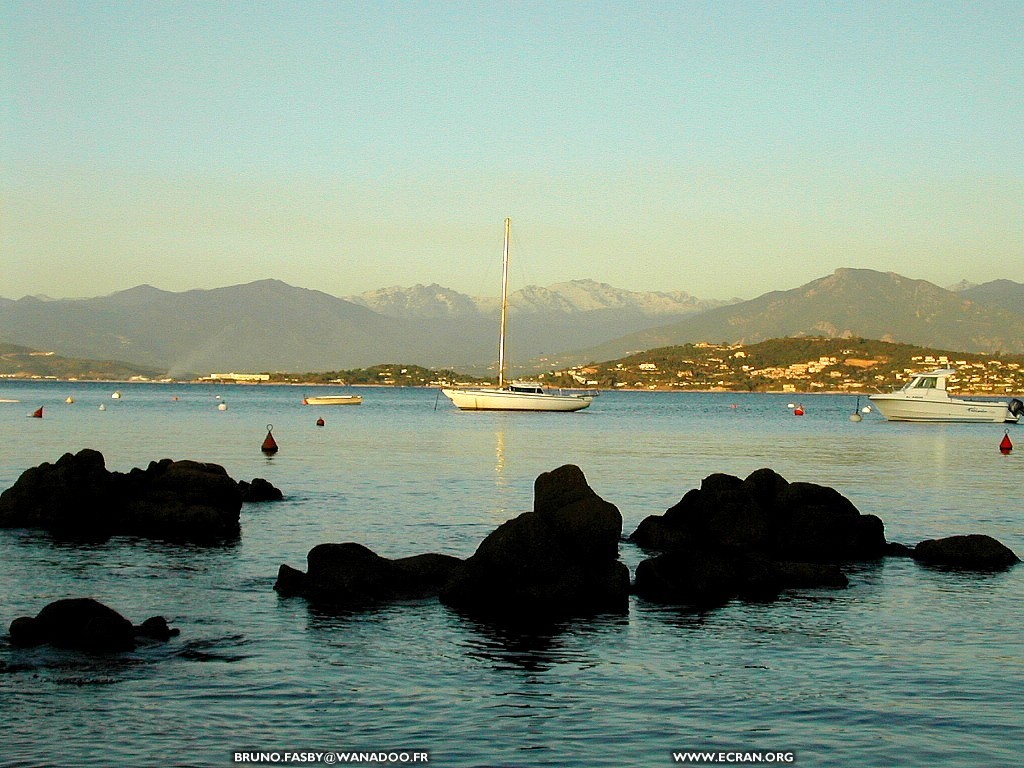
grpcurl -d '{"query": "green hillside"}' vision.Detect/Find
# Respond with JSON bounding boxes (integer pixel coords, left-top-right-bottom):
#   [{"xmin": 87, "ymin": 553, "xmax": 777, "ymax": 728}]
[
  {"xmin": 0, "ymin": 343, "xmax": 164, "ymax": 381},
  {"xmin": 545, "ymin": 337, "xmax": 1024, "ymax": 394}
]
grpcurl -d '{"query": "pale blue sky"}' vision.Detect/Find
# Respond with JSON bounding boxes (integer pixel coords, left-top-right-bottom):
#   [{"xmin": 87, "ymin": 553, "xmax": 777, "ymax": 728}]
[{"xmin": 2, "ymin": 1, "xmax": 1022, "ymax": 301}]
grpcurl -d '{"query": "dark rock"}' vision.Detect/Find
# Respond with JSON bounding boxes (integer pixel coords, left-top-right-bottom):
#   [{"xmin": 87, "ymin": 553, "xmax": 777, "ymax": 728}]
[
  {"xmin": 630, "ymin": 468, "xmax": 886, "ymax": 563},
  {"xmin": 0, "ymin": 449, "xmax": 118, "ymax": 537},
  {"xmin": 275, "ymin": 543, "xmax": 463, "ymax": 606},
  {"xmin": 629, "ymin": 468, "xmax": 881, "ymax": 609},
  {"xmin": 440, "ymin": 464, "xmax": 630, "ymax": 620},
  {"xmin": 633, "ymin": 550, "xmax": 741, "ymax": 609},
  {"xmin": 633, "ymin": 549, "xmax": 849, "ymax": 609},
  {"xmin": 771, "ymin": 483, "xmax": 885, "ymax": 562},
  {"xmin": 274, "ymin": 564, "xmax": 308, "ymax": 596},
  {"xmin": 239, "ymin": 477, "xmax": 283, "ymax": 502},
  {"xmin": 134, "ymin": 616, "xmax": 180, "ymax": 641},
  {"xmin": 885, "ymin": 542, "xmax": 915, "ymax": 557},
  {"xmin": 10, "ymin": 598, "xmax": 135, "ymax": 652},
  {"xmin": 0, "ymin": 450, "xmax": 241, "ymax": 543},
  {"xmin": 121, "ymin": 460, "xmax": 241, "ymax": 542},
  {"xmin": 913, "ymin": 535, "xmax": 1020, "ymax": 570}
]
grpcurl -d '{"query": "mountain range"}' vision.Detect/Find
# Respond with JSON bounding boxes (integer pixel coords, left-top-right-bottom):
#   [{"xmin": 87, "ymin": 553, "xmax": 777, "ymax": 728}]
[{"xmin": 1, "ymin": 270, "xmax": 1022, "ymax": 377}]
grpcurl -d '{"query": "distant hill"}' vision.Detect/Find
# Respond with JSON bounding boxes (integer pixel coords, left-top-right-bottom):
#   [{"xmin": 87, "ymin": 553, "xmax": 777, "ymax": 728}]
[
  {"xmin": 580, "ymin": 270, "xmax": 1024, "ymax": 361},
  {"xmin": 2, "ymin": 272, "xmax": 1022, "ymax": 376},
  {"xmin": 0, "ymin": 342, "xmax": 161, "ymax": 380},
  {"xmin": 957, "ymin": 279, "xmax": 1024, "ymax": 317},
  {"xmin": 0, "ymin": 279, "xmax": 729, "ymax": 376}
]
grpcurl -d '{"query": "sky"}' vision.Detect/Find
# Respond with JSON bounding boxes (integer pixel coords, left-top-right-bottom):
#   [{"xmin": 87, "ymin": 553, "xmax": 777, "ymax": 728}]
[{"xmin": 2, "ymin": 1, "xmax": 1022, "ymax": 302}]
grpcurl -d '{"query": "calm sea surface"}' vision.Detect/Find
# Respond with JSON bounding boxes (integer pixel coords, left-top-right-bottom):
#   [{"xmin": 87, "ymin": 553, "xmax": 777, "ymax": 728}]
[{"xmin": 1, "ymin": 381, "xmax": 1021, "ymax": 768}]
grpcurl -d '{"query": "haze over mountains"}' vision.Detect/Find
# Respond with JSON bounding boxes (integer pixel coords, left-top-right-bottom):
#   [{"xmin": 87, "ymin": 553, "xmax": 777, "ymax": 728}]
[{"xmin": 0, "ymin": 270, "xmax": 1022, "ymax": 377}]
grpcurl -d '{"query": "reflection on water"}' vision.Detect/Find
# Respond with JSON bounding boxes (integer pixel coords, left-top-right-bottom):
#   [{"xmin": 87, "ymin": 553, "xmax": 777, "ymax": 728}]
[
  {"xmin": 456, "ymin": 611, "xmax": 629, "ymax": 674},
  {"xmin": 494, "ymin": 426, "xmax": 508, "ymax": 493}
]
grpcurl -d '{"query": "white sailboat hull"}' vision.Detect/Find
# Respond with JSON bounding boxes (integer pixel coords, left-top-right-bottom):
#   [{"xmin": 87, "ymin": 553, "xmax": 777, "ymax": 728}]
[{"xmin": 441, "ymin": 387, "xmax": 592, "ymax": 412}]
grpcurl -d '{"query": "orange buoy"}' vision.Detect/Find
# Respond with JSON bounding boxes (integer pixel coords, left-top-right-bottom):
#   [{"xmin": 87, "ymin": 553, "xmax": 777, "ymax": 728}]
[
  {"xmin": 31, "ymin": 406, "xmax": 43, "ymax": 418},
  {"xmin": 261, "ymin": 424, "xmax": 278, "ymax": 454},
  {"xmin": 794, "ymin": 405, "xmax": 805, "ymax": 416},
  {"xmin": 316, "ymin": 417, "xmax": 325, "ymax": 427},
  {"xmin": 999, "ymin": 431, "xmax": 1013, "ymax": 454}
]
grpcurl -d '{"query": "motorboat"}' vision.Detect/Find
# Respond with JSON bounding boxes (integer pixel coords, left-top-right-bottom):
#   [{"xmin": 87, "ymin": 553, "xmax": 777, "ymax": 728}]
[
  {"xmin": 302, "ymin": 394, "xmax": 363, "ymax": 406},
  {"xmin": 440, "ymin": 219, "xmax": 593, "ymax": 413},
  {"xmin": 869, "ymin": 368, "xmax": 1023, "ymax": 423}
]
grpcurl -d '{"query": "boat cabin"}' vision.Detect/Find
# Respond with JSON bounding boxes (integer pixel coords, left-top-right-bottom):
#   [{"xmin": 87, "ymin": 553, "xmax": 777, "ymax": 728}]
[
  {"xmin": 902, "ymin": 369, "xmax": 955, "ymax": 393},
  {"xmin": 509, "ymin": 382, "xmax": 545, "ymax": 395}
]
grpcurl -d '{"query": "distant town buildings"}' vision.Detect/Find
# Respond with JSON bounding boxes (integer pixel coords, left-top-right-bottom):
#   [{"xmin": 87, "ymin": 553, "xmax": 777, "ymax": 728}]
[{"xmin": 548, "ymin": 342, "xmax": 1024, "ymax": 394}]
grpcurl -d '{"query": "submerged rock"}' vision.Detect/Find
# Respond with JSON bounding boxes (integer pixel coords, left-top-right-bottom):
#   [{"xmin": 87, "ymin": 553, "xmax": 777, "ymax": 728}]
[
  {"xmin": 275, "ymin": 542, "xmax": 463, "ymax": 606},
  {"xmin": 440, "ymin": 464, "xmax": 631, "ymax": 620},
  {"xmin": 8, "ymin": 598, "xmax": 179, "ymax": 652},
  {"xmin": 0, "ymin": 450, "xmax": 243, "ymax": 543},
  {"xmin": 913, "ymin": 534, "xmax": 1019, "ymax": 570},
  {"xmin": 238, "ymin": 477, "xmax": 283, "ymax": 502}
]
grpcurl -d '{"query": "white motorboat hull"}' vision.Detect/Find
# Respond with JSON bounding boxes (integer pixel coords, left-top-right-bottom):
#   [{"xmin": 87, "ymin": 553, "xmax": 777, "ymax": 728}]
[
  {"xmin": 868, "ymin": 394, "xmax": 1019, "ymax": 423},
  {"xmin": 302, "ymin": 395, "xmax": 362, "ymax": 405},
  {"xmin": 441, "ymin": 387, "xmax": 592, "ymax": 412}
]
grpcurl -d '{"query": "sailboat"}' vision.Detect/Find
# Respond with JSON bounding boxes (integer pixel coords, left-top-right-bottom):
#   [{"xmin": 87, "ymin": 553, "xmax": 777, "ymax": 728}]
[{"xmin": 440, "ymin": 219, "xmax": 594, "ymax": 412}]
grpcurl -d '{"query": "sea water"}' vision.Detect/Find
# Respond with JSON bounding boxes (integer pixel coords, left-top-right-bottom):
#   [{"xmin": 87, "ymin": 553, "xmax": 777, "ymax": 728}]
[{"xmin": 0, "ymin": 381, "xmax": 1021, "ymax": 767}]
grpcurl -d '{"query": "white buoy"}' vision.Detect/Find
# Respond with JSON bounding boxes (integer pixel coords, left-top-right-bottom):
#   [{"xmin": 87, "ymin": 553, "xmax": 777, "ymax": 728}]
[
  {"xmin": 861, "ymin": 405, "xmax": 872, "ymax": 413},
  {"xmin": 218, "ymin": 402, "xmax": 228, "ymax": 411},
  {"xmin": 99, "ymin": 404, "xmax": 106, "ymax": 411},
  {"xmin": 111, "ymin": 391, "xmax": 121, "ymax": 399}
]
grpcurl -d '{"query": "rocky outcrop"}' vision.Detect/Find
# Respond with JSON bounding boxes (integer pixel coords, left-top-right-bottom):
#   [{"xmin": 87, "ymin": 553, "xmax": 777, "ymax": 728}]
[
  {"xmin": 0, "ymin": 448, "xmax": 117, "ymax": 538},
  {"xmin": 440, "ymin": 464, "xmax": 630, "ymax": 620},
  {"xmin": 912, "ymin": 534, "xmax": 1019, "ymax": 570},
  {"xmin": 630, "ymin": 468, "xmax": 883, "ymax": 608},
  {"xmin": 8, "ymin": 598, "xmax": 179, "ymax": 652},
  {"xmin": 0, "ymin": 450, "xmax": 244, "ymax": 543},
  {"xmin": 238, "ymin": 477, "xmax": 283, "ymax": 502},
  {"xmin": 274, "ymin": 543, "xmax": 463, "ymax": 606},
  {"xmin": 276, "ymin": 465, "xmax": 631, "ymax": 621},
  {"xmin": 631, "ymin": 468, "xmax": 885, "ymax": 562}
]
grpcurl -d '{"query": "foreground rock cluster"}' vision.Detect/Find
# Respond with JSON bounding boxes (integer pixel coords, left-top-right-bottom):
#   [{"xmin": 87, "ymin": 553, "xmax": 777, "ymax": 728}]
[
  {"xmin": 0, "ymin": 449, "xmax": 281, "ymax": 543},
  {"xmin": 4, "ymin": 459, "xmax": 1019, "ymax": 655},
  {"xmin": 275, "ymin": 464, "xmax": 1019, "ymax": 620}
]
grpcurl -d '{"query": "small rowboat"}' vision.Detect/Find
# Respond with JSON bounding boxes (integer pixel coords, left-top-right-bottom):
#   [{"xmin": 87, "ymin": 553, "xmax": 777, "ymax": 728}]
[{"xmin": 302, "ymin": 395, "xmax": 362, "ymax": 406}]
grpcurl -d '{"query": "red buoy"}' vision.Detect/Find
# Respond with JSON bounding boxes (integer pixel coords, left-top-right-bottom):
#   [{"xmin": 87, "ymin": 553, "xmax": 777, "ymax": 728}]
[
  {"xmin": 316, "ymin": 417, "xmax": 325, "ymax": 427},
  {"xmin": 999, "ymin": 431, "xmax": 1013, "ymax": 454},
  {"xmin": 794, "ymin": 405, "xmax": 805, "ymax": 416},
  {"xmin": 31, "ymin": 406, "xmax": 43, "ymax": 418},
  {"xmin": 261, "ymin": 424, "xmax": 278, "ymax": 454}
]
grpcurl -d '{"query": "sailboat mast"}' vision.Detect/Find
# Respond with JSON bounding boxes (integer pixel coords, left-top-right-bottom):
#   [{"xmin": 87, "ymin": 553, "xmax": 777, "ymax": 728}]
[{"xmin": 497, "ymin": 217, "xmax": 510, "ymax": 389}]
